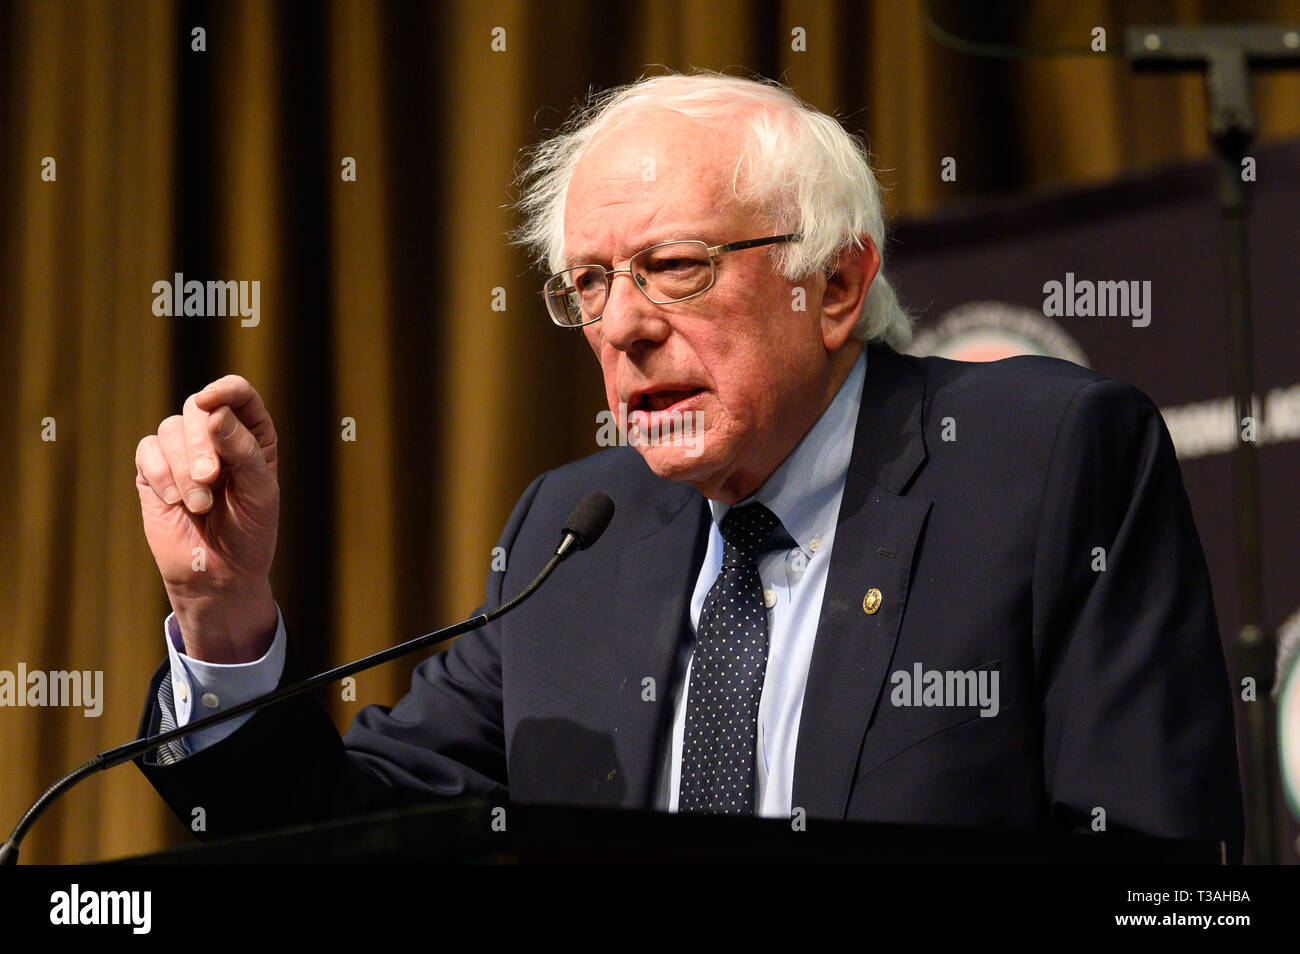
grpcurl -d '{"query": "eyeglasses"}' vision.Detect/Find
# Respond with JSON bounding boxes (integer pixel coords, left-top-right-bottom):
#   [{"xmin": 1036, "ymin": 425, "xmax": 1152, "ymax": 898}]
[{"xmin": 541, "ymin": 233, "xmax": 802, "ymax": 328}]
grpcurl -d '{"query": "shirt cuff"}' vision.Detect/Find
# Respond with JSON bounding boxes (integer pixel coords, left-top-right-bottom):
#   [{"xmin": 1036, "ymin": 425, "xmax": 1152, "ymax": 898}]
[{"xmin": 163, "ymin": 603, "xmax": 287, "ymax": 754}]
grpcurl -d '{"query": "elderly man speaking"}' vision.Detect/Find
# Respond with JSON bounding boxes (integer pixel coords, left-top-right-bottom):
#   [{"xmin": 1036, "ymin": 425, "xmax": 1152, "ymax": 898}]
[{"xmin": 131, "ymin": 72, "xmax": 1243, "ymax": 857}]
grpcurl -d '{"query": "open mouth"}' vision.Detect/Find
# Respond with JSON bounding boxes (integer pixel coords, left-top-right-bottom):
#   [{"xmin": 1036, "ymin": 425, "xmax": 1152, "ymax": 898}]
[
  {"xmin": 627, "ymin": 387, "xmax": 705, "ymax": 440},
  {"xmin": 633, "ymin": 388, "xmax": 701, "ymax": 415}
]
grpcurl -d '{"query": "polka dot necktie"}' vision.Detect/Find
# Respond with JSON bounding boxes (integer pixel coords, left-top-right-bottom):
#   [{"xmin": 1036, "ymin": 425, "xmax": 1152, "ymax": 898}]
[{"xmin": 680, "ymin": 502, "xmax": 782, "ymax": 814}]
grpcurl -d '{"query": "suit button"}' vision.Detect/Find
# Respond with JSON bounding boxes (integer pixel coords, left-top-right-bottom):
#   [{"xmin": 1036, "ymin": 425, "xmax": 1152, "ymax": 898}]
[{"xmin": 862, "ymin": 588, "xmax": 882, "ymax": 614}]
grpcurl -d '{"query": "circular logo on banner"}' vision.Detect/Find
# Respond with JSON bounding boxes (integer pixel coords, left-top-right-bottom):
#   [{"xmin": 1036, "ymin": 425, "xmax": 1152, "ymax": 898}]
[{"xmin": 906, "ymin": 301, "xmax": 1090, "ymax": 367}]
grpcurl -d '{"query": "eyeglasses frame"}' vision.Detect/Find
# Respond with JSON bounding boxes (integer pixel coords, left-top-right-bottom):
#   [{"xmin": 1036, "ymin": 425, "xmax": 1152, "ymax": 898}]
[{"xmin": 541, "ymin": 232, "xmax": 803, "ymax": 328}]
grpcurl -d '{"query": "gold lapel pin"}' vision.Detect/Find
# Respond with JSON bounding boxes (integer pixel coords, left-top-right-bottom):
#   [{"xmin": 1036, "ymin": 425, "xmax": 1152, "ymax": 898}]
[{"xmin": 862, "ymin": 588, "xmax": 882, "ymax": 615}]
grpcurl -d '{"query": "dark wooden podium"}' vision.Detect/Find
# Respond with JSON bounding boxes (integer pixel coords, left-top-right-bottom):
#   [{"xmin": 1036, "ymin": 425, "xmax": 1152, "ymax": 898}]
[{"xmin": 105, "ymin": 800, "xmax": 1225, "ymax": 864}]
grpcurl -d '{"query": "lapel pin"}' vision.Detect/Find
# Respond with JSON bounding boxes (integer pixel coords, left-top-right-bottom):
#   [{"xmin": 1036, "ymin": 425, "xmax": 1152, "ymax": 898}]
[{"xmin": 862, "ymin": 588, "xmax": 882, "ymax": 614}]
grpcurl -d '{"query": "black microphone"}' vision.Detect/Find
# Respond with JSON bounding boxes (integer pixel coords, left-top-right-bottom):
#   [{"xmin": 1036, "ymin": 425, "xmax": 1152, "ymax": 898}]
[
  {"xmin": 0, "ymin": 490, "xmax": 615, "ymax": 865},
  {"xmin": 555, "ymin": 490, "xmax": 615, "ymax": 560}
]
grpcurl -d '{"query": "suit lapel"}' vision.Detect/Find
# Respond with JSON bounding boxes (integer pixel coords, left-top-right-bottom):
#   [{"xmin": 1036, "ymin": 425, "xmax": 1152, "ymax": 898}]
[
  {"xmin": 792, "ymin": 344, "xmax": 932, "ymax": 818},
  {"xmin": 610, "ymin": 488, "xmax": 709, "ymax": 808}
]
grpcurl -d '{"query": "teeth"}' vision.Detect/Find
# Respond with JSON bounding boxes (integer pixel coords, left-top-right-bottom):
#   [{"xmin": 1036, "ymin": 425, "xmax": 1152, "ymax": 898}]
[{"xmin": 646, "ymin": 391, "xmax": 687, "ymax": 412}]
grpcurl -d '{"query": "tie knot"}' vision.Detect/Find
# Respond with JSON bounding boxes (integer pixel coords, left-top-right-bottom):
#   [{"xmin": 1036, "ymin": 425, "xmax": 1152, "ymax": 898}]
[{"xmin": 719, "ymin": 503, "xmax": 781, "ymax": 567}]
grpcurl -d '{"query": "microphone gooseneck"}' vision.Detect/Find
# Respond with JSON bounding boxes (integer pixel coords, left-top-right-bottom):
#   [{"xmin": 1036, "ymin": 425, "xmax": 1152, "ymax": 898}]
[
  {"xmin": 492, "ymin": 492, "xmax": 614, "ymax": 618},
  {"xmin": 0, "ymin": 490, "xmax": 615, "ymax": 864}
]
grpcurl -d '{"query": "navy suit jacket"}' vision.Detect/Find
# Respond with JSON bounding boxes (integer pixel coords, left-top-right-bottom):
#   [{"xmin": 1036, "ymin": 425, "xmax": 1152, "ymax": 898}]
[{"xmin": 135, "ymin": 343, "xmax": 1244, "ymax": 859}]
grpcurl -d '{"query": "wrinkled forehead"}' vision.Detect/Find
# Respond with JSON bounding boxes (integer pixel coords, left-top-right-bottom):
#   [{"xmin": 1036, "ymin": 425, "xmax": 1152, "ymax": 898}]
[{"xmin": 562, "ymin": 113, "xmax": 754, "ymax": 263}]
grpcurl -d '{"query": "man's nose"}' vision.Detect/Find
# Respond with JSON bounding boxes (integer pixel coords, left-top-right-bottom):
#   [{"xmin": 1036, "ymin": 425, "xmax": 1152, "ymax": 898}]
[{"xmin": 599, "ymin": 270, "xmax": 670, "ymax": 351}]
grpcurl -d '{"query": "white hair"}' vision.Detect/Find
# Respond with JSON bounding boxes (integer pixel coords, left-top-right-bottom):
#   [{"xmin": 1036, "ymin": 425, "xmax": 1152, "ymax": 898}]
[{"xmin": 513, "ymin": 70, "xmax": 912, "ymax": 350}]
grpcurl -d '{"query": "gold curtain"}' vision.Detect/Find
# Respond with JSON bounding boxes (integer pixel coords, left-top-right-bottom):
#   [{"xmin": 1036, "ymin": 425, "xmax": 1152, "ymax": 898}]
[{"xmin": 3, "ymin": 0, "xmax": 1299, "ymax": 863}]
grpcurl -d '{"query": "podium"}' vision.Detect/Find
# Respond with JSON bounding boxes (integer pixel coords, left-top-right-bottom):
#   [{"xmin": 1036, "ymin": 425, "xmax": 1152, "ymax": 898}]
[{"xmin": 106, "ymin": 800, "xmax": 1225, "ymax": 864}]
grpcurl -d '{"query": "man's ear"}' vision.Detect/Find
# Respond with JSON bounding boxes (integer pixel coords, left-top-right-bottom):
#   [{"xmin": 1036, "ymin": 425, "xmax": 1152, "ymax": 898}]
[{"xmin": 820, "ymin": 235, "xmax": 881, "ymax": 351}]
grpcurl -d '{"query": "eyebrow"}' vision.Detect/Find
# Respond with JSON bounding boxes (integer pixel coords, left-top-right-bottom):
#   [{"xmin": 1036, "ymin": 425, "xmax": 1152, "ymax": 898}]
[{"xmin": 564, "ymin": 250, "xmax": 604, "ymax": 268}]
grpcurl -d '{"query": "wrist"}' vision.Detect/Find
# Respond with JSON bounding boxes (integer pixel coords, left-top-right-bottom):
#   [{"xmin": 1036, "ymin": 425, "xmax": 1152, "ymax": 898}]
[{"xmin": 167, "ymin": 580, "xmax": 277, "ymax": 663}]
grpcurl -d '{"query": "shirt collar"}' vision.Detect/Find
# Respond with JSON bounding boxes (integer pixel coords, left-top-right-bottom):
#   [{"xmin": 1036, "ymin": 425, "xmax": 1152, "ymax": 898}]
[{"xmin": 709, "ymin": 347, "xmax": 867, "ymax": 556}]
